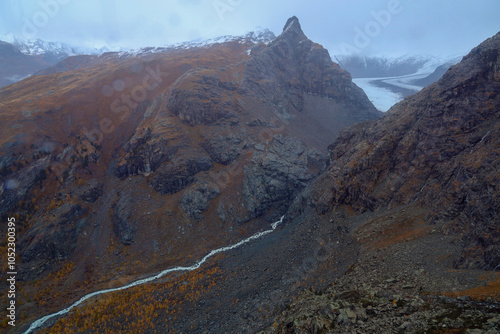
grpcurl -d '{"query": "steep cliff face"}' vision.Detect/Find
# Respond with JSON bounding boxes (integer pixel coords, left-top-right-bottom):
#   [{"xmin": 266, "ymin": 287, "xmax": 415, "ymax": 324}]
[
  {"xmin": 242, "ymin": 17, "xmax": 376, "ymax": 116},
  {"xmin": 0, "ymin": 17, "xmax": 380, "ymax": 330},
  {"xmin": 112, "ymin": 15, "xmax": 381, "ymax": 229},
  {"xmin": 261, "ymin": 31, "xmax": 500, "ymax": 334},
  {"xmin": 299, "ymin": 32, "xmax": 500, "ymax": 269}
]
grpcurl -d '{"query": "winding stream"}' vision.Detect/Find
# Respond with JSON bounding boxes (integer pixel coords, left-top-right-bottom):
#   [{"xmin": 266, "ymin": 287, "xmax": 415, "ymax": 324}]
[{"xmin": 24, "ymin": 216, "xmax": 285, "ymax": 333}]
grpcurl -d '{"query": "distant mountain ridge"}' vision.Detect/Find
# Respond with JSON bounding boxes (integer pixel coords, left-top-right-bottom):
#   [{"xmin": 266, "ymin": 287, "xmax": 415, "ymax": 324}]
[
  {"xmin": 335, "ymin": 54, "xmax": 461, "ymax": 79},
  {"xmin": 338, "ymin": 54, "xmax": 463, "ymax": 111},
  {"xmin": 411, "ymin": 57, "xmax": 462, "ymax": 87},
  {"xmin": 0, "ymin": 40, "xmax": 65, "ymax": 87},
  {"xmin": 0, "ymin": 29, "xmax": 276, "ymax": 88},
  {"xmin": 0, "ymin": 38, "xmax": 109, "ymax": 88}
]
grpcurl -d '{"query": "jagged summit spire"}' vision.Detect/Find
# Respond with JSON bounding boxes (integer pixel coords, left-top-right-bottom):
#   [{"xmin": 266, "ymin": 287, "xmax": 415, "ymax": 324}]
[
  {"xmin": 283, "ymin": 16, "xmax": 301, "ymax": 33},
  {"xmin": 280, "ymin": 16, "xmax": 307, "ymax": 41}
]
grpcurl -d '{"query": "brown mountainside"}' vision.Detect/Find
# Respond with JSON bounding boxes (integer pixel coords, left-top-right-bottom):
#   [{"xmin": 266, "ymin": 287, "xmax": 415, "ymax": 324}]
[
  {"xmin": 30, "ymin": 31, "xmax": 500, "ymax": 333},
  {"xmin": 305, "ymin": 31, "xmax": 500, "ymax": 270},
  {"xmin": 0, "ymin": 17, "xmax": 380, "ymax": 332},
  {"xmin": 263, "ymin": 31, "xmax": 500, "ymax": 333}
]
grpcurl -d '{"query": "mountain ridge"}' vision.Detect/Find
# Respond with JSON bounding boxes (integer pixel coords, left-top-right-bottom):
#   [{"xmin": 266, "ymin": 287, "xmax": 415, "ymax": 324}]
[
  {"xmin": 0, "ymin": 29, "xmax": 275, "ymax": 89},
  {"xmin": 3, "ymin": 18, "xmax": 498, "ymax": 334},
  {"xmin": 25, "ymin": 30, "xmax": 500, "ymax": 333},
  {"xmin": 0, "ymin": 17, "xmax": 381, "ymax": 333},
  {"xmin": 312, "ymin": 31, "xmax": 500, "ymax": 269}
]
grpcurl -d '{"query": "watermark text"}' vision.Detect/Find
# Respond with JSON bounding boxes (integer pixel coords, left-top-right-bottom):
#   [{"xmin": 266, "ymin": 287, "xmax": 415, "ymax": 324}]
[{"xmin": 6, "ymin": 217, "xmax": 17, "ymax": 327}]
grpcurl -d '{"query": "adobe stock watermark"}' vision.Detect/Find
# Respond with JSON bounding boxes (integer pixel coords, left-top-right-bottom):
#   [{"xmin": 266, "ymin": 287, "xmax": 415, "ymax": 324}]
[
  {"xmin": 22, "ymin": 0, "xmax": 71, "ymax": 40},
  {"xmin": 213, "ymin": 0, "xmax": 243, "ymax": 21},
  {"xmin": 83, "ymin": 63, "xmax": 168, "ymax": 145},
  {"xmin": 6, "ymin": 217, "xmax": 17, "ymax": 327},
  {"xmin": 340, "ymin": 0, "xmax": 409, "ymax": 54}
]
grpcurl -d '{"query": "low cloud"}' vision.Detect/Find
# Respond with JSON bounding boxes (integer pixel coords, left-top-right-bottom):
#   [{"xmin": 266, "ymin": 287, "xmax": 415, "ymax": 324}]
[{"xmin": 0, "ymin": 0, "xmax": 498, "ymax": 56}]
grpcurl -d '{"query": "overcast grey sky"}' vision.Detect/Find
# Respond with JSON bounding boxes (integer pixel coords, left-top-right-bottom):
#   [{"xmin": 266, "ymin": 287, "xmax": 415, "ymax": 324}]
[{"xmin": 0, "ymin": 0, "xmax": 498, "ymax": 56}]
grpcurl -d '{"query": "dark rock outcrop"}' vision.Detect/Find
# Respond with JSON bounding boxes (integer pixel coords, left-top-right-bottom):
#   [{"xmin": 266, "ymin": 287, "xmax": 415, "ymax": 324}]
[
  {"xmin": 166, "ymin": 68, "xmax": 240, "ymax": 126},
  {"xmin": 115, "ymin": 128, "xmax": 179, "ymax": 178},
  {"xmin": 180, "ymin": 182, "xmax": 221, "ymax": 221},
  {"xmin": 0, "ymin": 156, "xmax": 50, "ymax": 217},
  {"xmin": 149, "ymin": 149, "xmax": 213, "ymax": 195},
  {"xmin": 200, "ymin": 133, "xmax": 242, "ymax": 165},
  {"xmin": 243, "ymin": 135, "xmax": 324, "ymax": 218},
  {"xmin": 77, "ymin": 180, "xmax": 104, "ymax": 203},
  {"xmin": 112, "ymin": 192, "xmax": 137, "ymax": 245},
  {"xmin": 18, "ymin": 203, "xmax": 88, "ymax": 277}
]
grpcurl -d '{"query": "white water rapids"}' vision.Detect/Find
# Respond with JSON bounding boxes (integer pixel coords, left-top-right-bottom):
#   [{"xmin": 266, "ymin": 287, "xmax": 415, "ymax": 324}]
[{"xmin": 24, "ymin": 216, "xmax": 285, "ymax": 333}]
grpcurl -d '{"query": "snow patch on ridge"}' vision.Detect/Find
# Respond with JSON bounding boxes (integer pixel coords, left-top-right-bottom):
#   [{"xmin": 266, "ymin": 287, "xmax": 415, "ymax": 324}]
[{"xmin": 115, "ymin": 28, "xmax": 276, "ymax": 58}]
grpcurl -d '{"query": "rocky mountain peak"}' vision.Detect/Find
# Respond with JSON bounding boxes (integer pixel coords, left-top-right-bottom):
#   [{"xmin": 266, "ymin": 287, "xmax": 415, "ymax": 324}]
[
  {"xmin": 280, "ymin": 16, "xmax": 307, "ymax": 40},
  {"xmin": 283, "ymin": 16, "xmax": 301, "ymax": 32}
]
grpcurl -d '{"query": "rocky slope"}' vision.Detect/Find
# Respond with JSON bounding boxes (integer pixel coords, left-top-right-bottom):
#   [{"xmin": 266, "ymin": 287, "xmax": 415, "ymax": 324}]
[
  {"xmin": 15, "ymin": 31, "xmax": 499, "ymax": 334},
  {"xmin": 0, "ymin": 17, "xmax": 381, "ymax": 332},
  {"xmin": 261, "ymin": 262, "xmax": 500, "ymax": 334},
  {"xmin": 310, "ymin": 31, "xmax": 500, "ymax": 270},
  {"xmin": 261, "ymin": 31, "xmax": 500, "ymax": 333}
]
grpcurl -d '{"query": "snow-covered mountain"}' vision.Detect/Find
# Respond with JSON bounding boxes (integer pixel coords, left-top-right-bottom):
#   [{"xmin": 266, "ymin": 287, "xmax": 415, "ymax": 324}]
[
  {"xmin": 175, "ymin": 28, "xmax": 276, "ymax": 49},
  {"xmin": 0, "ymin": 32, "xmax": 110, "ymax": 56},
  {"xmin": 15, "ymin": 39, "xmax": 109, "ymax": 57},
  {"xmin": 115, "ymin": 28, "xmax": 276, "ymax": 58},
  {"xmin": 0, "ymin": 38, "xmax": 111, "ymax": 88},
  {"xmin": 334, "ymin": 54, "xmax": 462, "ymax": 79},
  {"xmin": 0, "ymin": 29, "xmax": 276, "ymax": 88},
  {"xmin": 334, "ymin": 54, "xmax": 432, "ymax": 78}
]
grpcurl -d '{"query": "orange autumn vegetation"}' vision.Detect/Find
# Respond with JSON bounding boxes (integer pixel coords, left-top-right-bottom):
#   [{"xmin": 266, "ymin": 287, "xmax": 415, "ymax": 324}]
[
  {"xmin": 442, "ymin": 272, "xmax": 500, "ymax": 301},
  {"xmin": 41, "ymin": 265, "xmax": 224, "ymax": 333},
  {"xmin": 30, "ymin": 262, "xmax": 76, "ymax": 309}
]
